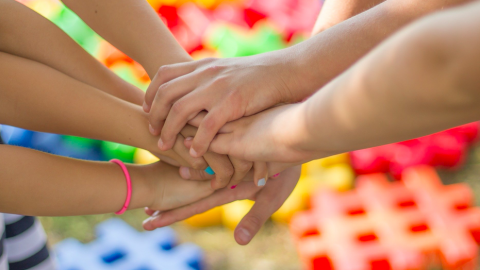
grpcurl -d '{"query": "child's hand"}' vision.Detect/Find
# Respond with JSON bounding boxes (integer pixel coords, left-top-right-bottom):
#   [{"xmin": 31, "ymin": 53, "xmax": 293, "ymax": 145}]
[
  {"xmin": 143, "ymin": 165, "xmax": 301, "ymax": 245},
  {"xmin": 141, "ymin": 161, "xmax": 215, "ymax": 211},
  {"xmin": 144, "ymin": 52, "xmax": 308, "ymax": 158}
]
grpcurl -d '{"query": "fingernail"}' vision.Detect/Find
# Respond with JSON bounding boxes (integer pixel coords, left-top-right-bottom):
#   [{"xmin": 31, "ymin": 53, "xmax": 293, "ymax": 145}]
[
  {"xmin": 180, "ymin": 167, "xmax": 191, "ymax": 179},
  {"xmin": 258, "ymin": 178, "xmax": 266, "ymax": 186},
  {"xmin": 143, "ymin": 102, "xmax": 150, "ymax": 112},
  {"xmin": 230, "ymin": 185, "xmax": 237, "ymax": 189},
  {"xmin": 190, "ymin": 147, "xmax": 198, "ymax": 157},
  {"xmin": 237, "ymin": 227, "xmax": 251, "ymax": 244},
  {"xmin": 149, "ymin": 124, "xmax": 156, "ymax": 135},
  {"xmin": 158, "ymin": 138, "xmax": 164, "ymax": 149},
  {"xmin": 204, "ymin": 166, "xmax": 215, "ymax": 175},
  {"xmin": 272, "ymin": 173, "xmax": 280, "ymax": 178},
  {"xmin": 185, "ymin": 137, "xmax": 193, "ymax": 141},
  {"xmin": 142, "ymin": 216, "xmax": 153, "ymax": 226}
]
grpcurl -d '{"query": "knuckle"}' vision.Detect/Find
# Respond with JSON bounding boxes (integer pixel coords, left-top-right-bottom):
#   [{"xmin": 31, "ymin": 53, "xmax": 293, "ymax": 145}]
[
  {"xmin": 211, "ymin": 76, "xmax": 228, "ymax": 88},
  {"xmin": 191, "ymin": 160, "xmax": 207, "ymax": 171},
  {"xmin": 171, "ymin": 100, "xmax": 185, "ymax": 115},
  {"xmin": 157, "ymin": 82, "xmax": 170, "ymax": 96},
  {"xmin": 203, "ymin": 115, "xmax": 218, "ymax": 130},
  {"xmin": 157, "ymin": 65, "xmax": 171, "ymax": 77},
  {"xmin": 222, "ymin": 165, "xmax": 235, "ymax": 178},
  {"xmin": 238, "ymin": 162, "xmax": 252, "ymax": 173}
]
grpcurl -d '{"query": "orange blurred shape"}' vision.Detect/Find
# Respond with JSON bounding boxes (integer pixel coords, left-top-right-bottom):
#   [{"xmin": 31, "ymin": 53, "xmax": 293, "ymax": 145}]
[{"xmin": 290, "ymin": 166, "xmax": 480, "ymax": 270}]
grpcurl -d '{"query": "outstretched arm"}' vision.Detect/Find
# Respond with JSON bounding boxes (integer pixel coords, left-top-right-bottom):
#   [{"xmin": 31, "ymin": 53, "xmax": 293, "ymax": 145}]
[
  {"xmin": 62, "ymin": 0, "xmax": 258, "ymax": 188},
  {"xmin": 0, "ymin": 51, "xmax": 206, "ymax": 167},
  {"xmin": 206, "ymin": 1, "xmax": 480, "ymax": 163},
  {"xmin": 142, "ymin": 0, "xmax": 473, "ymax": 160},
  {"xmin": 61, "ymin": 0, "xmax": 191, "ymax": 78},
  {"xmin": 0, "ymin": 0, "xmax": 144, "ymax": 105},
  {"xmin": 0, "ymin": 144, "xmax": 214, "ymax": 216}
]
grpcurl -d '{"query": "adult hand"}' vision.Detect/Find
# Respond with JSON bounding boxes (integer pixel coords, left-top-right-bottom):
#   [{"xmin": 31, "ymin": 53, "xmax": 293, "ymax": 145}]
[
  {"xmin": 201, "ymin": 104, "xmax": 328, "ymax": 164},
  {"xmin": 144, "ymin": 51, "xmax": 309, "ymax": 158},
  {"xmin": 143, "ymin": 165, "xmax": 301, "ymax": 245}
]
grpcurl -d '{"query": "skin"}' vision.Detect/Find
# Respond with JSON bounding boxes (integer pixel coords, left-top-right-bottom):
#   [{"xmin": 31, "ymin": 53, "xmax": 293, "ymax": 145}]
[
  {"xmin": 0, "ymin": 0, "xmax": 299, "ymax": 236},
  {"xmin": 0, "ymin": 144, "xmax": 214, "ymax": 216},
  {"xmin": 0, "ymin": 0, "xmax": 207, "ymax": 168},
  {"xmin": 62, "ymin": 0, "xmax": 259, "ymax": 188},
  {"xmin": 0, "ymin": 0, "xmax": 217, "ymax": 217},
  {"xmin": 142, "ymin": 0, "xmax": 380, "ymax": 244},
  {"xmin": 204, "ymin": 1, "xmax": 480, "ymax": 164},
  {"xmin": 143, "ymin": 0, "xmax": 473, "ymax": 159}
]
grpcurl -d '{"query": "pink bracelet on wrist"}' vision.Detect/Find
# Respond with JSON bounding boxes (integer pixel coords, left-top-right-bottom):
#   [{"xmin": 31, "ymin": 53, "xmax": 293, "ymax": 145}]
[{"xmin": 110, "ymin": 159, "xmax": 132, "ymax": 215}]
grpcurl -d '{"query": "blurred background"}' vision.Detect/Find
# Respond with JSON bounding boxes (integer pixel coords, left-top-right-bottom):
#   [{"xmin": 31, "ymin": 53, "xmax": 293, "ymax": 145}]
[{"xmin": 3, "ymin": 0, "xmax": 480, "ymax": 269}]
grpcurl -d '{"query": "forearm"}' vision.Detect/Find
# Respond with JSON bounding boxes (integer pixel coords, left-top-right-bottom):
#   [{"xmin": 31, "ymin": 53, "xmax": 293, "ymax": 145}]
[
  {"xmin": 62, "ymin": 0, "xmax": 191, "ymax": 78},
  {"xmin": 300, "ymin": 3, "xmax": 480, "ymax": 156},
  {"xmin": 312, "ymin": 0, "xmax": 384, "ymax": 35},
  {"xmin": 0, "ymin": 0, "xmax": 144, "ymax": 105},
  {"xmin": 0, "ymin": 145, "xmax": 152, "ymax": 216},
  {"xmin": 0, "ymin": 52, "xmax": 184, "ymax": 165},
  {"xmin": 289, "ymin": 0, "xmax": 473, "ymax": 100}
]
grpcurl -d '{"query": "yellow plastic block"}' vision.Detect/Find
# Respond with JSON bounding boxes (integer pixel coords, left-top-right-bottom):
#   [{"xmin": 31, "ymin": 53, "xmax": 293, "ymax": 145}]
[
  {"xmin": 146, "ymin": 0, "xmax": 163, "ymax": 10},
  {"xmin": 183, "ymin": 206, "xmax": 223, "ymax": 227},
  {"xmin": 271, "ymin": 176, "xmax": 321, "ymax": 223},
  {"xmin": 26, "ymin": 0, "xmax": 62, "ymax": 19},
  {"xmin": 319, "ymin": 164, "xmax": 354, "ymax": 191},
  {"xmin": 190, "ymin": 49, "xmax": 220, "ymax": 60},
  {"xmin": 317, "ymin": 153, "xmax": 350, "ymax": 167},
  {"xmin": 301, "ymin": 154, "xmax": 351, "ymax": 178},
  {"xmin": 221, "ymin": 200, "xmax": 254, "ymax": 230},
  {"xmin": 133, "ymin": 149, "xmax": 160, "ymax": 165}
]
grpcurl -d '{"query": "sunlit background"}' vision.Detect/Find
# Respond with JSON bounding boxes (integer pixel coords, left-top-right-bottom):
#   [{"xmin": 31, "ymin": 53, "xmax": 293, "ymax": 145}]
[{"xmin": 3, "ymin": 0, "xmax": 480, "ymax": 269}]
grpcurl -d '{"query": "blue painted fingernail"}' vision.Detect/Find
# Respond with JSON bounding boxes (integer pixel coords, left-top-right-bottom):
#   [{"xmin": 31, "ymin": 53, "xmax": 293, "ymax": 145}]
[{"xmin": 205, "ymin": 166, "xmax": 215, "ymax": 175}]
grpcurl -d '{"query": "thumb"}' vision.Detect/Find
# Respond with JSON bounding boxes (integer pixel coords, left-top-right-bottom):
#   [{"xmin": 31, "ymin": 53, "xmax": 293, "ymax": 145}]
[{"xmin": 234, "ymin": 199, "xmax": 276, "ymax": 245}]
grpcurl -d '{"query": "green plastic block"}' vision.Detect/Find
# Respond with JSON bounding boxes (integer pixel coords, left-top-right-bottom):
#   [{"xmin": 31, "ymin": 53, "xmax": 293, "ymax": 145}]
[
  {"xmin": 101, "ymin": 141, "xmax": 136, "ymax": 163},
  {"xmin": 62, "ymin": 136, "xmax": 100, "ymax": 149},
  {"xmin": 110, "ymin": 63, "xmax": 149, "ymax": 91},
  {"xmin": 206, "ymin": 23, "xmax": 286, "ymax": 57},
  {"xmin": 51, "ymin": 7, "xmax": 96, "ymax": 46}
]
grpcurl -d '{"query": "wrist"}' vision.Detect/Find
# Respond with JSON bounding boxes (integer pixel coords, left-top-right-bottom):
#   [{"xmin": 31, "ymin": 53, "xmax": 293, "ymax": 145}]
[
  {"xmin": 126, "ymin": 164, "xmax": 155, "ymax": 210},
  {"xmin": 277, "ymin": 46, "xmax": 322, "ymax": 103},
  {"xmin": 286, "ymin": 102, "xmax": 334, "ymax": 161}
]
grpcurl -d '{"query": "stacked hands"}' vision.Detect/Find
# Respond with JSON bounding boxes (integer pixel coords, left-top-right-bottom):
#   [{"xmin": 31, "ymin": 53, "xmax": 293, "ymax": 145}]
[
  {"xmin": 141, "ymin": 55, "xmax": 314, "ymax": 245},
  {"xmin": 3, "ymin": 0, "xmax": 480, "ymax": 250}
]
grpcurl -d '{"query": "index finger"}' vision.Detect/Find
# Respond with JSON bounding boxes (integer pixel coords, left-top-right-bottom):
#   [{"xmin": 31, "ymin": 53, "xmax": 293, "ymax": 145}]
[
  {"xmin": 234, "ymin": 166, "xmax": 301, "ymax": 245},
  {"xmin": 142, "ymin": 182, "xmax": 261, "ymax": 230}
]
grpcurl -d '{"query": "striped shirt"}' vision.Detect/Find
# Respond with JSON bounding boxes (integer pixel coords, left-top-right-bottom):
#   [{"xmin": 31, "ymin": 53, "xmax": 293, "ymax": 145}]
[{"xmin": 0, "ymin": 135, "xmax": 56, "ymax": 270}]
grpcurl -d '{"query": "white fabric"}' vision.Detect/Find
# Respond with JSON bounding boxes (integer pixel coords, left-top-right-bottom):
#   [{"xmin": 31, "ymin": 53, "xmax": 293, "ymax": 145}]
[{"xmin": 4, "ymin": 220, "xmax": 47, "ymax": 262}]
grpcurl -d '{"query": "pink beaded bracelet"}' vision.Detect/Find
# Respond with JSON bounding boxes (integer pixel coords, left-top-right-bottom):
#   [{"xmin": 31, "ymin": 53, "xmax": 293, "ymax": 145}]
[{"xmin": 110, "ymin": 159, "xmax": 132, "ymax": 215}]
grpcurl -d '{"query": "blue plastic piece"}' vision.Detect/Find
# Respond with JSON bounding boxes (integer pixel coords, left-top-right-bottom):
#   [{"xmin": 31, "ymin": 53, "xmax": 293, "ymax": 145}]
[
  {"xmin": 204, "ymin": 166, "xmax": 215, "ymax": 175},
  {"xmin": 0, "ymin": 125, "xmax": 35, "ymax": 148},
  {"xmin": 55, "ymin": 219, "xmax": 205, "ymax": 270},
  {"xmin": 0, "ymin": 125, "xmax": 102, "ymax": 160}
]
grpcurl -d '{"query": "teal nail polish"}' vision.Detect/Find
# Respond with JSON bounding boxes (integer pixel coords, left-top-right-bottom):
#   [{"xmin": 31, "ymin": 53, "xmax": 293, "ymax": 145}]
[{"xmin": 205, "ymin": 166, "xmax": 215, "ymax": 175}]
